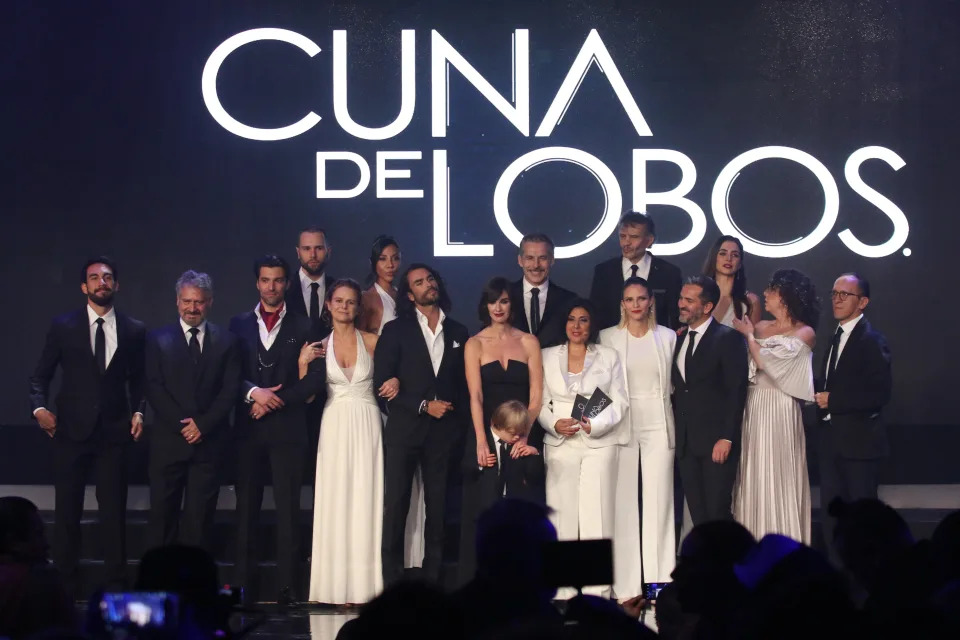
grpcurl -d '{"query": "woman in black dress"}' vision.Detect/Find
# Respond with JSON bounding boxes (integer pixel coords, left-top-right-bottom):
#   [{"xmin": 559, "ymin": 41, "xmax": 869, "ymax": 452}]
[{"xmin": 459, "ymin": 277, "xmax": 543, "ymax": 582}]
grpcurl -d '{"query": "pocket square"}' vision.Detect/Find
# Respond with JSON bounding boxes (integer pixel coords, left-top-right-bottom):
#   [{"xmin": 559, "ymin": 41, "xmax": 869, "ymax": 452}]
[{"xmin": 453, "ymin": 340, "xmax": 461, "ymax": 348}]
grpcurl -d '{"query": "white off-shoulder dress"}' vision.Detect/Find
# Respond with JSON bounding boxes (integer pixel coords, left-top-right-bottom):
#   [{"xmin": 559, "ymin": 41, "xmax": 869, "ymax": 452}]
[{"xmin": 732, "ymin": 334, "xmax": 814, "ymax": 544}]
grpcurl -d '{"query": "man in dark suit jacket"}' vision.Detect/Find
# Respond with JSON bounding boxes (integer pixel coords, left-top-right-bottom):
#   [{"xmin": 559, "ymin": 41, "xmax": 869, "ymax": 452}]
[
  {"xmin": 229, "ymin": 255, "xmax": 325, "ymax": 605},
  {"xmin": 374, "ymin": 263, "xmax": 470, "ymax": 586},
  {"xmin": 145, "ymin": 270, "xmax": 240, "ymax": 553},
  {"xmin": 671, "ymin": 276, "xmax": 748, "ymax": 525},
  {"xmin": 29, "ymin": 257, "xmax": 146, "ymax": 596},
  {"xmin": 589, "ymin": 211, "xmax": 682, "ymax": 330},
  {"xmin": 458, "ymin": 399, "xmax": 545, "ymax": 585},
  {"xmin": 814, "ymin": 273, "xmax": 892, "ymax": 559},
  {"xmin": 508, "ymin": 233, "xmax": 579, "ymax": 350}
]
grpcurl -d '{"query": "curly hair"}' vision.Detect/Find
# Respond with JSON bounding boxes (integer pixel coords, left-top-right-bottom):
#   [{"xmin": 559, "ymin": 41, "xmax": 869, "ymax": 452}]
[{"xmin": 767, "ymin": 269, "xmax": 821, "ymax": 330}]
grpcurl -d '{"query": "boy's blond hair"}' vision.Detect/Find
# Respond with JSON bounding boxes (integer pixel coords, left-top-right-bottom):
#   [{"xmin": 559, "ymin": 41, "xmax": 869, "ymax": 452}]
[{"xmin": 490, "ymin": 399, "xmax": 530, "ymax": 437}]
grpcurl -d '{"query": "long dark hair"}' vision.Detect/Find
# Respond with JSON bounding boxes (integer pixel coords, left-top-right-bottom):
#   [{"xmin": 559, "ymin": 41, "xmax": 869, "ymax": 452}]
[
  {"xmin": 562, "ymin": 298, "xmax": 600, "ymax": 345},
  {"xmin": 477, "ymin": 277, "xmax": 513, "ymax": 326},
  {"xmin": 396, "ymin": 263, "xmax": 452, "ymax": 318},
  {"xmin": 368, "ymin": 235, "xmax": 400, "ymax": 286},
  {"xmin": 767, "ymin": 269, "xmax": 821, "ymax": 330},
  {"xmin": 320, "ymin": 278, "xmax": 363, "ymax": 328},
  {"xmin": 702, "ymin": 235, "xmax": 751, "ymax": 320}
]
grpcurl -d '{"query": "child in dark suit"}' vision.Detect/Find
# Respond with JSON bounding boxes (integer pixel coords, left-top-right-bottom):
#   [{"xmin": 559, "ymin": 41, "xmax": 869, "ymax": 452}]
[{"xmin": 458, "ymin": 400, "xmax": 546, "ymax": 584}]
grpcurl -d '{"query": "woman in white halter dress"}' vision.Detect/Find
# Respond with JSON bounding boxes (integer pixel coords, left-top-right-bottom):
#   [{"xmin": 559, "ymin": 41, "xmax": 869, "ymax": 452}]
[{"xmin": 359, "ymin": 236, "xmax": 426, "ymax": 569}]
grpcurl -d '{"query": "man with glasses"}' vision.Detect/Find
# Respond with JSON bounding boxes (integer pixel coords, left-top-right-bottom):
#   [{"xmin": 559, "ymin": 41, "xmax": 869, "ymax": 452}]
[{"xmin": 814, "ymin": 273, "xmax": 892, "ymax": 562}]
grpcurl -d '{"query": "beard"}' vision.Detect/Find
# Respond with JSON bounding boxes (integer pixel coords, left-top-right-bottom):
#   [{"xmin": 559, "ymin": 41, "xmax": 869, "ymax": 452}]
[
  {"xmin": 415, "ymin": 288, "xmax": 439, "ymax": 307},
  {"xmin": 301, "ymin": 258, "xmax": 326, "ymax": 276},
  {"xmin": 88, "ymin": 289, "xmax": 115, "ymax": 306}
]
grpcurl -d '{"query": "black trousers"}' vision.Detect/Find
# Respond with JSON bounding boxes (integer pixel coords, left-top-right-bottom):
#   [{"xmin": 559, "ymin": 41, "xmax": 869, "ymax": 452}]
[
  {"xmin": 678, "ymin": 448, "xmax": 739, "ymax": 526},
  {"xmin": 53, "ymin": 436, "xmax": 128, "ymax": 598},
  {"xmin": 818, "ymin": 432, "xmax": 880, "ymax": 562},
  {"xmin": 148, "ymin": 444, "xmax": 220, "ymax": 552},
  {"xmin": 382, "ymin": 438, "xmax": 454, "ymax": 586},
  {"xmin": 234, "ymin": 438, "xmax": 305, "ymax": 599}
]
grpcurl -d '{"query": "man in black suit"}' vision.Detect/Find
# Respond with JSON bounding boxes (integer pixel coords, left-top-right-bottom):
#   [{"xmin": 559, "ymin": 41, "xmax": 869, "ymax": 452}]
[
  {"xmin": 374, "ymin": 263, "xmax": 470, "ymax": 586},
  {"xmin": 459, "ymin": 399, "xmax": 545, "ymax": 584},
  {"xmin": 508, "ymin": 233, "xmax": 578, "ymax": 350},
  {"xmin": 589, "ymin": 211, "xmax": 683, "ymax": 330},
  {"xmin": 29, "ymin": 256, "xmax": 146, "ymax": 596},
  {"xmin": 672, "ymin": 276, "xmax": 748, "ymax": 525},
  {"xmin": 145, "ymin": 270, "xmax": 240, "ymax": 553},
  {"xmin": 229, "ymin": 255, "xmax": 324, "ymax": 604},
  {"xmin": 814, "ymin": 273, "xmax": 892, "ymax": 559}
]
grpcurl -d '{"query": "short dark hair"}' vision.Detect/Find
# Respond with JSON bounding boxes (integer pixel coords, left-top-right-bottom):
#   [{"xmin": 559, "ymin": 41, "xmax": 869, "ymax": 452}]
[
  {"xmin": 562, "ymin": 297, "xmax": 600, "ymax": 344},
  {"xmin": 619, "ymin": 211, "xmax": 655, "ymax": 237},
  {"xmin": 518, "ymin": 233, "xmax": 555, "ymax": 257},
  {"xmin": 840, "ymin": 272, "xmax": 870, "ymax": 299},
  {"xmin": 0, "ymin": 496, "xmax": 39, "ymax": 554},
  {"xmin": 477, "ymin": 277, "xmax": 513, "ymax": 326},
  {"xmin": 321, "ymin": 278, "xmax": 364, "ymax": 328},
  {"xmin": 684, "ymin": 275, "xmax": 721, "ymax": 310},
  {"xmin": 81, "ymin": 256, "xmax": 118, "ymax": 282},
  {"xmin": 298, "ymin": 225, "xmax": 328, "ymax": 243},
  {"xmin": 396, "ymin": 263, "xmax": 452, "ymax": 317},
  {"xmin": 253, "ymin": 254, "xmax": 290, "ymax": 281}
]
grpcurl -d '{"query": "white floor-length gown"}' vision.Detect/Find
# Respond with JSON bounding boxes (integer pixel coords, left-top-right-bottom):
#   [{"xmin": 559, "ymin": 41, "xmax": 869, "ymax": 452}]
[
  {"xmin": 308, "ymin": 330, "xmax": 383, "ymax": 603},
  {"xmin": 375, "ymin": 283, "xmax": 426, "ymax": 569}
]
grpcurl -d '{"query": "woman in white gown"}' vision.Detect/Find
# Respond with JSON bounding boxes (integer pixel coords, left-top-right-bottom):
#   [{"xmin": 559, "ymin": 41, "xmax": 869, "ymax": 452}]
[
  {"xmin": 731, "ymin": 269, "xmax": 818, "ymax": 544},
  {"xmin": 358, "ymin": 236, "xmax": 426, "ymax": 570},
  {"xmin": 309, "ymin": 279, "xmax": 384, "ymax": 604}
]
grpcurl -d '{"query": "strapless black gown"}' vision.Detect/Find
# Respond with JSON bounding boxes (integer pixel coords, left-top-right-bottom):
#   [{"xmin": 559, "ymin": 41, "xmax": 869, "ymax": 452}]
[{"xmin": 480, "ymin": 359, "xmax": 531, "ymax": 426}]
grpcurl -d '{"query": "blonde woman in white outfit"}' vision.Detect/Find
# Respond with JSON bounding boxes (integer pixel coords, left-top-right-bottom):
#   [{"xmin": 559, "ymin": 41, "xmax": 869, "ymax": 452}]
[
  {"xmin": 539, "ymin": 299, "xmax": 628, "ymax": 598},
  {"xmin": 600, "ymin": 277, "xmax": 677, "ymax": 600}
]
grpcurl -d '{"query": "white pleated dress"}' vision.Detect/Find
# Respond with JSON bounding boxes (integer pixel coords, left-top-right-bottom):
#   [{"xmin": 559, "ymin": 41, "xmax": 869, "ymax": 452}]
[
  {"xmin": 732, "ymin": 334, "xmax": 814, "ymax": 544},
  {"xmin": 308, "ymin": 331, "xmax": 384, "ymax": 604}
]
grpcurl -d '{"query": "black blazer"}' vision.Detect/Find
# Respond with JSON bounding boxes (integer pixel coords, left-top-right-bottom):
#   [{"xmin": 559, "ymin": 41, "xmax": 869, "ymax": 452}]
[
  {"xmin": 229, "ymin": 310, "xmax": 325, "ymax": 445},
  {"xmin": 145, "ymin": 321, "xmax": 241, "ymax": 460},
  {"xmin": 671, "ymin": 321, "xmax": 748, "ymax": 457},
  {"xmin": 29, "ymin": 308, "xmax": 146, "ymax": 443},
  {"xmin": 461, "ymin": 430, "xmax": 546, "ymax": 507},
  {"xmin": 589, "ymin": 254, "xmax": 682, "ymax": 330},
  {"xmin": 815, "ymin": 318, "xmax": 892, "ymax": 459},
  {"xmin": 508, "ymin": 279, "xmax": 578, "ymax": 349},
  {"xmin": 285, "ymin": 273, "xmax": 336, "ymax": 339},
  {"xmin": 373, "ymin": 313, "xmax": 470, "ymax": 447}
]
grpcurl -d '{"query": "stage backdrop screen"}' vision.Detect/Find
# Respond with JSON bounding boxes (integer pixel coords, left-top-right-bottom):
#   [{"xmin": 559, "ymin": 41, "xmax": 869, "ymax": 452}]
[{"xmin": 6, "ymin": 0, "xmax": 959, "ymax": 426}]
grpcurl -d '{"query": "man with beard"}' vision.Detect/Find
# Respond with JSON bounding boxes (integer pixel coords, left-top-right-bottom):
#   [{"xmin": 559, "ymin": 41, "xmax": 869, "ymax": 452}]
[
  {"xmin": 374, "ymin": 264, "xmax": 469, "ymax": 586},
  {"xmin": 29, "ymin": 257, "xmax": 146, "ymax": 597},
  {"xmin": 230, "ymin": 255, "xmax": 324, "ymax": 604},
  {"xmin": 286, "ymin": 226, "xmax": 335, "ymax": 337},
  {"xmin": 508, "ymin": 233, "xmax": 578, "ymax": 349},
  {"xmin": 145, "ymin": 270, "xmax": 240, "ymax": 552}
]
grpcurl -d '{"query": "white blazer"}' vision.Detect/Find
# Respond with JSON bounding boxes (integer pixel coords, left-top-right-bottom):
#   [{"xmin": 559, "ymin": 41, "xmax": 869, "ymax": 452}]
[
  {"xmin": 599, "ymin": 324, "xmax": 677, "ymax": 449},
  {"xmin": 539, "ymin": 343, "xmax": 629, "ymax": 448}
]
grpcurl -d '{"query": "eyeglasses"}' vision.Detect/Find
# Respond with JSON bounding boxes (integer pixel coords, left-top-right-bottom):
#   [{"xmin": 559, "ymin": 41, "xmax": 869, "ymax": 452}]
[{"xmin": 830, "ymin": 290, "xmax": 862, "ymax": 301}]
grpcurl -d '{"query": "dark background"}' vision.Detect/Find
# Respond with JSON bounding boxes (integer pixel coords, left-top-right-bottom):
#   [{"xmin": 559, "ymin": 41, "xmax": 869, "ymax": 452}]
[{"xmin": 4, "ymin": 0, "xmax": 958, "ymax": 436}]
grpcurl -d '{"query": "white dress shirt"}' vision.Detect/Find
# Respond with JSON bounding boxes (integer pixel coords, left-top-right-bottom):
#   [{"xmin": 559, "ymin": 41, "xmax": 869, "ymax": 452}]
[
  {"xmin": 622, "ymin": 253, "xmax": 652, "ymax": 281},
  {"xmin": 823, "ymin": 313, "xmax": 863, "ymax": 420},
  {"xmin": 416, "ymin": 307, "xmax": 445, "ymax": 375},
  {"xmin": 299, "ymin": 267, "xmax": 325, "ymax": 314},
  {"xmin": 522, "ymin": 278, "xmax": 549, "ymax": 331},
  {"xmin": 179, "ymin": 318, "xmax": 207, "ymax": 352},
  {"xmin": 254, "ymin": 303, "xmax": 287, "ymax": 349},
  {"xmin": 88, "ymin": 305, "xmax": 118, "ymax": 369},
  {"xmin": 676, "ymin": 316, "xmax": 713, "ymax": 382}
]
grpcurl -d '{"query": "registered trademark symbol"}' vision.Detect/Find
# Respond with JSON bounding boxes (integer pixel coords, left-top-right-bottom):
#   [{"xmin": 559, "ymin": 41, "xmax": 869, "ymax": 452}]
[{"xmin": 903, "ymin": 247, "xmax": 912, "ymax": 257}]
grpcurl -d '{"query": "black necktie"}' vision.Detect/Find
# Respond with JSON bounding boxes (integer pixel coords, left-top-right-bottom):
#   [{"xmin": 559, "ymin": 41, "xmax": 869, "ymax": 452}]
[
  {"xmin": 497, "ymin": 440, "xmax": 510, "ymax": 496},
  {"xmin": 530, "ymin": 288, "xmax": 541, "ymax": 335},
  {"xmin": 95, "ymin": 318, "xmax": 106, "ymax": 373},
  {"xmin": 188, "ymin": 327, "xmax": 201, "ymax": 363},
  {"xmin": 630, "ymin": 264, "xmax": 639, "ymax": 279},
  {"xmin": 309, "ymin": 282, "xmax": 320, "ymax": 321},
  {"xmin": 684, "ymin": 330, "xmax": 697, "ymax": 379},
  {"xmin": 827, "ymin": 326, "xmax": 843, "ymax": 388}
]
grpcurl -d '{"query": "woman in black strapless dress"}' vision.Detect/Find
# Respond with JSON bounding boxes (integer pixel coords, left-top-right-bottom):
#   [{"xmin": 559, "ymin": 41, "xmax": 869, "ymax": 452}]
[{"xmin": 459, "ymin": 277, "xmax": 544, "ymax": 583}]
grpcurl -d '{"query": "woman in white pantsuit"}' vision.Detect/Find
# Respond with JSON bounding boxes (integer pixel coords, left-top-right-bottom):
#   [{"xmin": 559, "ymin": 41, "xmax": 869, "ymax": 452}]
[
  {"xmin": 600, "ymin": 277, "xmax": 677, "ymax": 600},
  {"xmin": 540, "ymin": 299, "xmax": 628, "ymax": 598}
]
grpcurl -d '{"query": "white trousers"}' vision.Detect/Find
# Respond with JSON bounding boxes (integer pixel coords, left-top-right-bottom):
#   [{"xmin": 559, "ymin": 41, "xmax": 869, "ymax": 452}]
[
  {"xmin": 545, "ymin": 437, "xmax": 618, "ymax": 598},
  {"xmin": 613, "ymin": 428, "xmax": 676, "ymax": 599}
]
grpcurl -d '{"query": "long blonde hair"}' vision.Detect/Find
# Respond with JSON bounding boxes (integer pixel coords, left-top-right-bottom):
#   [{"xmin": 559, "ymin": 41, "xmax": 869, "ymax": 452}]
[{"xmin": 618, "ymin": 277, "xmax": 658, "ymax": 331}]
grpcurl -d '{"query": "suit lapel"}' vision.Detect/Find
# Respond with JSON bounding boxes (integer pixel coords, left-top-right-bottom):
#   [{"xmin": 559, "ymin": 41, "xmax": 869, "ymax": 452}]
[
  {"xmin": 511, "ymin": 282, "xmax": 531, "ymax": 333},
  {"xmin": 409, "ymin": 317, "xmax": 438, "ymax": 380},
  {"xmin": 108, "ymin": 312, "xmax": 126, "ymax": 374},
  {"xmin": 833, "ymin": 318, "xmax": 867, "ymax": 378},
  {"xmin": 688, "ymin": 320, "xmax": 718, "ymax": 377}
]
